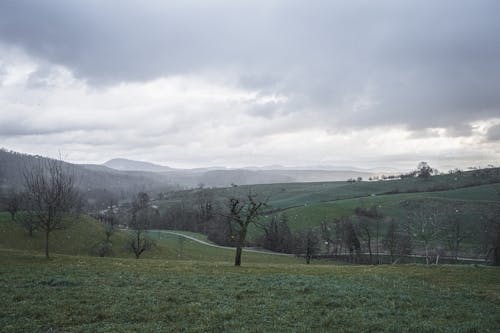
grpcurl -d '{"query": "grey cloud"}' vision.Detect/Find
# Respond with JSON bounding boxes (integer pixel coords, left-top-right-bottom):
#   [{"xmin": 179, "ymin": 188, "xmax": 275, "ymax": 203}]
[
  {"xmin": 487, "ymin": 124, "xmax": 500, "ymax": 141},
  {"xmin": 1, "ymin": 0, "xmax": 500, "ymax": 134}
]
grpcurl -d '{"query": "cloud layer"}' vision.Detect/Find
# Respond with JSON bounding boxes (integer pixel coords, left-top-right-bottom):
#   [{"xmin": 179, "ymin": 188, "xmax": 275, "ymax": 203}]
[{"xmin": 0, "ymin": 1, "xmax": 499, "ymax": 169}]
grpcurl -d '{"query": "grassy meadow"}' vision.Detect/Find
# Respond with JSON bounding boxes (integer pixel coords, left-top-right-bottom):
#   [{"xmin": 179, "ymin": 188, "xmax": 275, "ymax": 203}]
[
  {"xmin": 1, "ymin": 250, "xmax": 499, "ymax": 332},
  {"xmin": 2, "ymin": 169, "xmax": 500, "ymax": 332}
]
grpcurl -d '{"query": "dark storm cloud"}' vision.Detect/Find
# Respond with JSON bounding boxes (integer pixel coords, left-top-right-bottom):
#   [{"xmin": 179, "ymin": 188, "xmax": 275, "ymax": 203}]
[{"xmin": 1, "ymin": 0, "xmax": 500, "ymax": 132}]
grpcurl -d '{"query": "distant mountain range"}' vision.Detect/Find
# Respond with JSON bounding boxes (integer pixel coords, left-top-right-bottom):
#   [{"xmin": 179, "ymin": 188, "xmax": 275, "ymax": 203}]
[
  {"xmin": 103, "ymin": 158, "xmax": 176, "ymax": 172},
  {"xmin": 1, "ymin": 149, "xmax": 391, "ymax": 201},
  {"xmin": 102, "ymin": 157, "xmax": 399, "ymax": 175},
  {"xmin": 99, "ymin": 157, "xmax": 384, "ymax": 187}
]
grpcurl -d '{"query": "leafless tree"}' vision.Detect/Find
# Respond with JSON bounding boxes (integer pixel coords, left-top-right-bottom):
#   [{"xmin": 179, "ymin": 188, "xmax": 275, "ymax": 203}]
[
  {"xmin": 341, "ymin": 217, "xmax": 361, "ymax": 261},
  {"xmin": 16, "ymin": 208, "xmax": 39, "ymax": 237},
  {"xmin": 92, "ymin": 201, "xmax": 118, "ymax": 257},
  {"xmin": 383, "ymin": 219, "xmax": 412, "ymax": 263},
  {"xmin": 483, "ymin": 203, "xmax": 500, "ymax": 265},
  {"xmin": 441, "ymin": 210, "xmax": 471, "ymax": 262},
  {"xmin": 320, "ymin": 219, "xmax": 334, "ymax": 255},
  {"xmin": 405, "ymin": 204, "xmax": 441, "ymax": 264},
  {"xmin": 258, "ymin": 213, "xmax": 293, "ymax": 253},
  {"xmin": 128, "ymin": 192, "xmax": 155, "ymax": 259},
  {"xmin": 6, "ymin": 191, "xmax": 21, "ymax": 221},
  {"xmin": 224, "ymin": 191, "xmax": 267, "ymax": 266},
  {"xmin": 22, "ymin": 157, "xmax": 81, "ymax": 258},
  {"xmin": 354, "ymin": 206, "xmax": 383, "ymax": 264},
  {"xmin": 295, "ymin": 229, "xmax": 321, "ymax": 264}
]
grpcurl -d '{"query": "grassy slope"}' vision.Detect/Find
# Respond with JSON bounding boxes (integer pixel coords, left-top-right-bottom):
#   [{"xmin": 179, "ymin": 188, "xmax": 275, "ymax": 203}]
[
  {"xmin": 1, "ymin": 250, "xmax": 499, "ymax": 332},
  {"xmin": 242, "ymin": 183, "xmax": 499, "ymax": 256},
  {"xmin": 0, "ymin": 213, "xmax": 299, "ymax": 265},
  {"xmin": 277, "ymin": 183, "xmax": 500, "ymax": 229},
  {"xmin": 160, "ymin": 168, "xmax": 500, "ymax": 211},
  {"xmin": 260, "ymin": 183, "xmax": 500, "ymax": 231}
]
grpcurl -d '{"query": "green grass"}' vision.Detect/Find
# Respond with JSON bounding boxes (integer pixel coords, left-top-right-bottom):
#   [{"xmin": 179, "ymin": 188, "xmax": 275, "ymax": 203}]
[
  {"xmin": 1, "ymin": 250, "xmax": 499, "ymax": 332},
  {"xmin": 273, "ymin": 189, "xmax": 497, "ymax": 230},
  {"xmin": 0, "ymin": 213, "xmax": 129, "ymax": 257},
  {"xmin": 144, "ymin": 230, "xmax": 298, "ymax": 264},
  {"xmin": 159, "ymin": 168, "xmax": 500, "ymax": 211},
  {"xmin": 0, "ymin": 212, "xmax": 299, "ymax": 265},
  {"xmin": 256, "ymin": 185, "xmax": 499, "ymax": 250}
]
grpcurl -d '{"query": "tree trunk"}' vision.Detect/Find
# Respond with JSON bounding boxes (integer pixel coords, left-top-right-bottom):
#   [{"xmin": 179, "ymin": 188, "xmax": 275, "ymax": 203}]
[
  {"xmin": 367, "ymin": 238, "xmax": 372, "ymax": 264},
  {"xmin": 45, "ymin": 229, "xmax": 50, "ymax": 259},
  {"xmin": 494, "ymin": 246, "xmax": 500, "ymax": 266},
  {"xmin": 306, "ymin": 255, "xmax": 311, "ymax": 264},
  {"xmin": 425, "ymin": 244, "xmax": 429, "ymax": 265},
  {"xmin": 235, "ymin": 246, "xmax": 242, "ymax": 266},
  {"xmin": 234, "ymin": 227, "xmax": 247, "ymax": 266}
]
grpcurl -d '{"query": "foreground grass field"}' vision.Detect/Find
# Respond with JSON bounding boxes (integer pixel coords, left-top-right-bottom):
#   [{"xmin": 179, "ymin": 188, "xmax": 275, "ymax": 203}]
[{"xmin": 1, "ymin": 250, "xmax": 499, "ymax": 332}]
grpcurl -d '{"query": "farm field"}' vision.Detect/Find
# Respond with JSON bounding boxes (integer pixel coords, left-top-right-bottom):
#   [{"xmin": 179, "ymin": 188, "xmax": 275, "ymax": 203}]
[{"xmin": 1, "ymin": 250, "xmax": 499, "ymax": 332}]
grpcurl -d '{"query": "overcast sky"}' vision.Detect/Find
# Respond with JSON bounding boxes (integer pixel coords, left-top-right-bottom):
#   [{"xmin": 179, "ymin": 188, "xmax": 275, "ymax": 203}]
[{"xmin": 1, "ymin": 0, "xmax": 499, "ymax": 170}]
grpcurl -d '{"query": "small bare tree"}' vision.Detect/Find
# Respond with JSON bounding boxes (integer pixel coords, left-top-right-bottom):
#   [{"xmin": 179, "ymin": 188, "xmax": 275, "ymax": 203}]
[
  {"xmin": 22, "ymin": 157, "xmax": 81, "ymax": 258},
  {"xmin": 483, "ymin": 203, "xmax": 500, "ymax": 265},
  {"xmin": 320, "ymin": 219, "xmax": 334, "ymax": 255},
  {"xmin": 383, "ymin": 219, "xmax": 412, "ymax": 263},
  {"xmin": 225, "ymin": 191, "xmax": 267, "ymax": 266},
  {"xmin": 405, "ymin": 204, "xmax": 441, "ymax": 264},
  {"xmin": 93, "ymin": 201, "xmax": 118, "ymax": 257},
  {"xmin": 295, "ymin": 229, "xmax": 321, "ymax": 264},
  {"xmin": 16, "ymin": 193, "xmax": 40, "ymax": 236},
  {"xmin": 128, "ymin": 192, "xmax": 155, "ymax": 259},
  {"xmin": 6, "ymin": 191, "xmax": 21, "ymax": 221},
  {"xmin": 442, "ymin": 213, "xmax": 470, "ymax": 262}
]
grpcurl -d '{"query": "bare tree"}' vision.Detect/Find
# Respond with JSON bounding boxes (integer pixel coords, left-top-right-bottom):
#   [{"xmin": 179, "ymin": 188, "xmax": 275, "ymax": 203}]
[
  {"xmin": 224, "ymin": 191, "xmax": 267, "ymax": 266},
  {"xmin": 405, "ymin": 204, "xmax": 441, "ymax": 264},
  {"xmin": 383, "ymin": 219, "xmax": 412, "ymax": 263},
  {"xmin": 320, "ymin": 219, "xmax": 334, "ymax": 255},
  {"xmin": 195, "ymin": 187, "xmax": 216, "ymax": 234},
  {"xmin": 22, "ymin": 157, "xmax": 81, "ymax": 258},
  {"xmin": 295, "ymin": 229, "xmax": 321, "ymax": 264},
  {"xmin": 258, "ymin": 213, "xmax": 292, "ymax": 253},
  {"xmin": 342, "ymin": 217, "xmax": 361, "ymax": 261},
  {"xmin": 93, "ymin": 201, "xmax": 118, "ymax": 257},
  {"xmin": 128, "ymin": 192, "xmax": 155, "ymax": 259},
  {"xmin": 483, "ymin": 203, "xmax": 500, "ymax": 265},
  {"xmin": 6, "ymin": 191, "xmax": 21, "ymax": 221},
  {"xmin": 441, "ymin": 210, "xmax": 471, "ymax": 262},
  {"xmin": 16, "ymin": 210, "xmax": 39, "ymax": 237},
  {"xmin": 354, "ymin": 205, "xmax": 383, "ymax": 264}
]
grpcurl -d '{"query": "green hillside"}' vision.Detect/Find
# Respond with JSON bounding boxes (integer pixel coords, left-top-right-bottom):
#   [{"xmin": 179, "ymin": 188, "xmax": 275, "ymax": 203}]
[
  {"xmin": 273, "ymin": 183, "xmax": 500, "ymax": 230},
  {"xmin": 0, "ymin": 213, "xmax": 299, "ymax": 265},
  {"xmin": 161, "ymin": 167, "xmax": 500, "ymax": 210}
]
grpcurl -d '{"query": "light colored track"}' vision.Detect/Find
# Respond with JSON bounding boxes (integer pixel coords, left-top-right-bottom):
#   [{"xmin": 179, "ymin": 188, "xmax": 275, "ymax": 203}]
[{"xmin": 149, "ymin": 230, "xmax": 293, "ymax": 256}]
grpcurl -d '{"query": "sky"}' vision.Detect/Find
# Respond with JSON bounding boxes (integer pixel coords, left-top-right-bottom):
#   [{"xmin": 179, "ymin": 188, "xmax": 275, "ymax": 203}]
[{"xmin": 1, "ymin": 0, "xmax": 499, "ymax": 171}]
